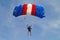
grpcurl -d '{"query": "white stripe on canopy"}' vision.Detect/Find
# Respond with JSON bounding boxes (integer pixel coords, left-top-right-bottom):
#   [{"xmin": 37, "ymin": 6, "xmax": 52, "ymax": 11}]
[{"xmin": 26, "ymin": 4, "xmax": 32, "ymax": 15}]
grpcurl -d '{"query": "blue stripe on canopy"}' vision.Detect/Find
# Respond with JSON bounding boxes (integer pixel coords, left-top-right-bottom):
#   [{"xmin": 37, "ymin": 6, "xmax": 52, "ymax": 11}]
[
  {"xmin": 13, "ymin": 5, "xmax": 23, "ymax": 17},
  {"xmin": 36, "ymin": 5, "xmax": 45, "ymax": 18}
]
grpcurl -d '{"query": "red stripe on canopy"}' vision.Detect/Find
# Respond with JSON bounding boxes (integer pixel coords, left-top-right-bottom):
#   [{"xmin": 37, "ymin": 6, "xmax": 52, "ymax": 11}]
[
  {"xmin": 31, "ymin": 4, "xmax": 36, "ymax": 16},
  {"xmin": 22, "ymin": 4, "xmax": 27, "ymax": 15}
]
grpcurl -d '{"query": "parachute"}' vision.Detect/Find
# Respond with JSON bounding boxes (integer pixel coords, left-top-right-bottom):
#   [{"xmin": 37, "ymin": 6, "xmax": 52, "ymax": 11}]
[{"xmin": 13, "ymin": 4, "xmax": 45, "ymax": 18}]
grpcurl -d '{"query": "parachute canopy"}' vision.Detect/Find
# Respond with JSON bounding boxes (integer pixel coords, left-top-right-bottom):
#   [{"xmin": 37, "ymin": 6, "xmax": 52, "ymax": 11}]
[{"xmin": 13, "ymin": 4, "xmax": 45, "ymax": 18}]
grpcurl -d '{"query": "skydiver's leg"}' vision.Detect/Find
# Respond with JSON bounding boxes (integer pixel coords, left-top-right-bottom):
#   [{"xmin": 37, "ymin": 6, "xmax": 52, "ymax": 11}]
[
  {"xmin": 28, "ymin": 31, "xmax": 29, "ymax": 35},
  {"xmin": 28, "ymin": 31, "xmax": 31, "ymax": 36},
  {"xmin": 27, "ymin": 28, "xmax": 29, "ymax": 35},
  {"xmin": 29, "ymin": 29, "xmax": 31, "ymax": 36},
  {"xmin": 30, "ymin": 31, "xmax": 31, "ymax": 36}
]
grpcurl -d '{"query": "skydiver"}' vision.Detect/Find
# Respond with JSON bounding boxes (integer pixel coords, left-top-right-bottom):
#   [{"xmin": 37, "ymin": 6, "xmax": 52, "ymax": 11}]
[{"xmin": 27, "ymin": 25, "xmax": 32, "ymax": 36}]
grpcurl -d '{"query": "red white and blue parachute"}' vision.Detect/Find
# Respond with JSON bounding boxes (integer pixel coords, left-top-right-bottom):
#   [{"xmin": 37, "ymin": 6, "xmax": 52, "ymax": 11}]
[{"xmin": 13, "ymin": 4, "xmax": 45, "ymax": 18}]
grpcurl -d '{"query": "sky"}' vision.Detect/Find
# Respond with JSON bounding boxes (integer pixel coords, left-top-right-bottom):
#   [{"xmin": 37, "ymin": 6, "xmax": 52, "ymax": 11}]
[{"xmin": 0, "ymin": 0, "xmax": 60, "ymax": 40}]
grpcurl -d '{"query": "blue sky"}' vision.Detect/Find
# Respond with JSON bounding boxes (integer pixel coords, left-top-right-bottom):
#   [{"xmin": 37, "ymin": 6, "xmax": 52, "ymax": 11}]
[{"xmin": 0, "ymin": 0, "xmax": 60, "ymax": 40}]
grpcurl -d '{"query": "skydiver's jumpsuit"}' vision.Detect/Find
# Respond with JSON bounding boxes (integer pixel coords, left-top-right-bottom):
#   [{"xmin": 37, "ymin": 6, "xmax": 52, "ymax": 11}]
[{"xmin": 27, "ymin": 26, "xmax": 32, "ymax": 36}]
